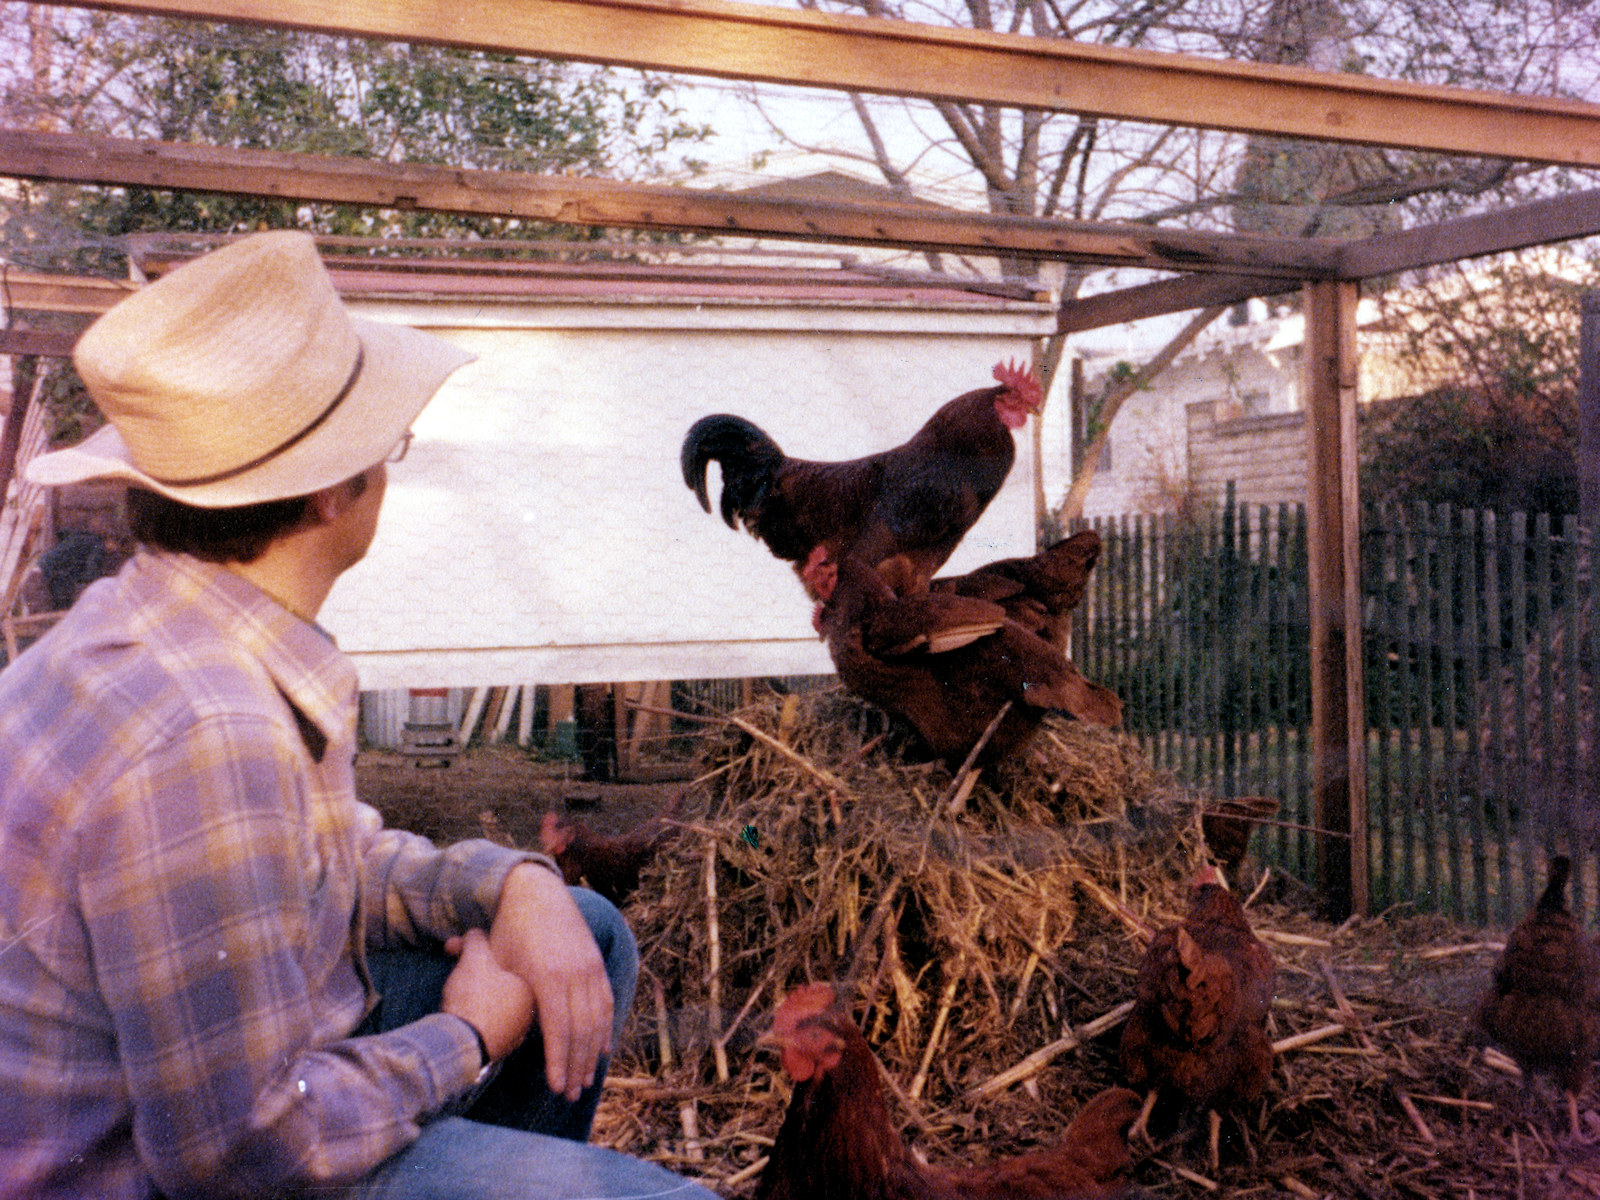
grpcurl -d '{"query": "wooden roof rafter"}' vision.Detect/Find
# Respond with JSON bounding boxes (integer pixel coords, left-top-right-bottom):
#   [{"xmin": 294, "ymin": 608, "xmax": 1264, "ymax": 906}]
[
  {"xmin": 7, "ymin": 129, "xmax": 1600, "ymax": 334},
  {"xmin": 9, "ymin": 0, "xmax": 1600, "ymax": 336},
  {"xmin": 52, "ymin": 0, "xmax": 1600, "ymax": 167},
  {"xmin": 0, "ymin": 129, "xmax": 1345, "ymax": 279}
]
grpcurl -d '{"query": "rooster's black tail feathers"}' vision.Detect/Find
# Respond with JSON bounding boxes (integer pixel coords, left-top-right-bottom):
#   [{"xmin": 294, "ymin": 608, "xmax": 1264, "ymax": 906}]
[{"xmin": 681, "ymin": 414, "xmax": 786, "ymax": 530}]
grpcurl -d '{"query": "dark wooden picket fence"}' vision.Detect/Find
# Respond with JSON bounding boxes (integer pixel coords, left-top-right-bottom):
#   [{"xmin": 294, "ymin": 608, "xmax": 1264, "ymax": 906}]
[{"xmin": 1075, "ymin": 494, "xmax": 1599, "ymax": 930}]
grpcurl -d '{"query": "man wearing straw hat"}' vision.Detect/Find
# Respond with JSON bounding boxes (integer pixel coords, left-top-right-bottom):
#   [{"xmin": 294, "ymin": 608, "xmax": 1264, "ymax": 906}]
[{"xmin": 0, "ymin": 232, "xmax": 714, "ymax": 1200}]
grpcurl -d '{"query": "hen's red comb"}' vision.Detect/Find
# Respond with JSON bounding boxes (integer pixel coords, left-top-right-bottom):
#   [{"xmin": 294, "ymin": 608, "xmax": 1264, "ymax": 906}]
[
  {"xmin": 992, "ymin": 358, "xmax": 1043, "ymax": 410},
  {"xmin": 771, "ymin": 982, "xmax": 838, "ymax": 1035}
]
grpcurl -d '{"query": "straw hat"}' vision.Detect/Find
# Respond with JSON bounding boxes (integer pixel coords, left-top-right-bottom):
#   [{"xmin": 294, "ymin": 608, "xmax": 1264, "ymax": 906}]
[{"xmin": 27, "ymin": 230, "xmax": 475, "ymax": 507}]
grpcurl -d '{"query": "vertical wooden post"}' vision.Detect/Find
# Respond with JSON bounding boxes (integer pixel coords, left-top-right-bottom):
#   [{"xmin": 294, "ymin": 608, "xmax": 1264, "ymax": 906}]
[
  {"xmin": 1302, "ymin": 280, "xmax": 1369, "ymax": 919},
  {"xmin": 1068, "ymin": 356, "xmax": 1086, "ymax": 482},
  {"xmin": 0, "ymin": 358, "xmax": 39, "ymax": 511},
  {"xmin": 1580, "ymin": 292, "xmax": 1600, "ymax": 874},
  {"xmin": 1579, "ymin": 292, "xmax": 1600, "ymax": 533},
  {"xmin": 1033, "ymin": 333, "xmax": 1068, "ymax": 542}
]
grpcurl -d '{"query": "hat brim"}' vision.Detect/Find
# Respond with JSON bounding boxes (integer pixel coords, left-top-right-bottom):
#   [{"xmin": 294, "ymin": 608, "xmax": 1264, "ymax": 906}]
[{"xmin": 28, "ymin": 317, "xmax": 475, "ymax": 507}]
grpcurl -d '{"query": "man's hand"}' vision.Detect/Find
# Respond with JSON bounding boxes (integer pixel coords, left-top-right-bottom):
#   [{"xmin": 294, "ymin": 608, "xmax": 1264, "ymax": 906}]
[
  {"xmin": 488, "ymin": 863, "xmax": 614, "ymax": 1100},
  {"xmin": 440, "ymin": 927, "xmax": 534, "ymax": 1062}
]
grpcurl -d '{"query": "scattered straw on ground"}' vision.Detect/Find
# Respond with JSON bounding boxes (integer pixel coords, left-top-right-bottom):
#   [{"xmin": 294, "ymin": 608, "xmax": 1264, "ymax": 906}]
[{"xmin": 529, "ymin": 688, "xmax": 1597, "ymax": 1199}]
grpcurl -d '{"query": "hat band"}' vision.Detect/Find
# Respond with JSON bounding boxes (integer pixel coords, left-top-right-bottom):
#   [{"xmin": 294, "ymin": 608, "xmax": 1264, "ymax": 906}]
[{"xmin": 145, "ymin": 344, "xmax": 366, "ymax": 489}]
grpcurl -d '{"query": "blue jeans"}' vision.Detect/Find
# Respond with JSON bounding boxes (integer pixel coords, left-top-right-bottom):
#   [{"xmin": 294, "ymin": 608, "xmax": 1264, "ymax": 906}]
[{"xmin": 336, "ymin": 887, "xmax": 716, "ymax": 1200}]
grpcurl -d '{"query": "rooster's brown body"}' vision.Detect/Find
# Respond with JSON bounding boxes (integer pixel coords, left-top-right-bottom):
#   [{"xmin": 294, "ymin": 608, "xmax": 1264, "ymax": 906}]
[
  {"xmin": 1477, "ymin": 856, "xmax": 1600, "ymax": 1142},
  {"xmin": 682, "ymin": 362, "xmax": 1042, "ymax": 601},
  {"xmin": 757, "ymin": 983, "xmax": 1142, "ymax": 1200}
]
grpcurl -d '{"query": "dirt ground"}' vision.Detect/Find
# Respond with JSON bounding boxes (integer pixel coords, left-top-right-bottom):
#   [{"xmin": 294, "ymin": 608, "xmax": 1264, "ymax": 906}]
[{"xmin": 357, "ymin": 744, "xmax": 685, "ymax": 851}]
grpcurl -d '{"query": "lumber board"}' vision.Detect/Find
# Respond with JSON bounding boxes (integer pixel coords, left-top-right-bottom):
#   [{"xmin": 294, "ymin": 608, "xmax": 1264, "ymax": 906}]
[
  {"xmin": 1059, "ymin": 188, "xmax": 1600, "ymax": 331},
  {"xmin": 0, "ymin": 129, "xmax": 1339, "ymax": 276},
  {"xmin": 1338, "ymin": 186, "xmax": 1600, "ymax": 278},
  {"xmin": 50, "ymin": 0, "xmax": 1600, "ymax": 166},
  {"xmin": 1301, "ymin": 279, "xmax": 1369, "ymax": 919},
  {"xmin": 0, "ymin": 328, "xmax": 79, "ymax": 356},
  {"xmin": 1057, "ymin": 273, "xmax": 1301, "ymax": 333}
]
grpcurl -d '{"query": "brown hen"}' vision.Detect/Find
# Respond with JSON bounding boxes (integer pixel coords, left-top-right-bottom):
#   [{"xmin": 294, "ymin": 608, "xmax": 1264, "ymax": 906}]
[
  {"xmin": 757, "ymin": 982, "xmax": 1143, "ymax": 1200},
  {"xmin": 1477, "ymin": 855, "xmax": 1600, "ymax": 1142},
  {"xmin": 1198, "ymin": 795, "xmax": 1279, "ymax": 880},
  {"xmin": 929, "ymin": 530, "xmax": 1102, "ymax": 652},
  {"xmin": 536, "ymin": 790, "xmax": 684, "ymax": 906},
  {"xmin": 682, "ymin": 361, "xmax": 1042, "ymax": 601},
  {"xmin": 813, "ymin": 553, "xmax": 1121, "ymax": 768},
  {"xmin": 1119, "ymin": 868, "xmax": 1275, "ymax": 1171}
]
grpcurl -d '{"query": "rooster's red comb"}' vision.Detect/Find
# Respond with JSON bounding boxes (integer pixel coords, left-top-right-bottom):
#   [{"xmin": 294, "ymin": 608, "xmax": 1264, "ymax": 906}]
[{"xmin": 992, "ymin": 359, "xmax": 1043, "ymax": 410}]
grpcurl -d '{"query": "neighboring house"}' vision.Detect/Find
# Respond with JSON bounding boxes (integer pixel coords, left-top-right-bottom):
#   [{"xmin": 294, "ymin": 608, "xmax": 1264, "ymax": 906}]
[
  {"xmin": 1053, "ymin": 248, "xmax": 1597, "ymax": 522},
  {"xmin": 1047, "ymin": 298, "xmax": 1320, "ymax": 520}
]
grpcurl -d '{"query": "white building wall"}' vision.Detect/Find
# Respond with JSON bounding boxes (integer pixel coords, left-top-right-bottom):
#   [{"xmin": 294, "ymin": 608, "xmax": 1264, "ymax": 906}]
[{"xmin": 320, "ymin": 296, "xmax": 1054, "ymax": 690}]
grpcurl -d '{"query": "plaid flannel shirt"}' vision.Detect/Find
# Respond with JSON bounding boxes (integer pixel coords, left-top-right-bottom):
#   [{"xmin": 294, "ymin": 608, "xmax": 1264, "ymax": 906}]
[{"xmin": 0, "ymin": 551, "xmax": 536, "ymax": 1199}]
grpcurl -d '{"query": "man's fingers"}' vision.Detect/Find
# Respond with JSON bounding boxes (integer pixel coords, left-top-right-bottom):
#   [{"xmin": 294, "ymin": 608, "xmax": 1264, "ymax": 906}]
[{"xmin": 540, "ymin": 977, "xmax": 613, "ymax": 1100}]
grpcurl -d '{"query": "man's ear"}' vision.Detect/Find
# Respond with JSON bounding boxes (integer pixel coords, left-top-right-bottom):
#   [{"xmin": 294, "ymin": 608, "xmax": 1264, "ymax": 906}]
[{"xmin": 308, "ymin": 476, "xmax": 363, "ymax": 525}]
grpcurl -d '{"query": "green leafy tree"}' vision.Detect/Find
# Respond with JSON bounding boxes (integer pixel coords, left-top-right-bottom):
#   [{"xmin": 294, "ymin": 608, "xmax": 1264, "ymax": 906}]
[{"xmin": 0, "ymin": 7, "xmax": 712, "ymax": 271}]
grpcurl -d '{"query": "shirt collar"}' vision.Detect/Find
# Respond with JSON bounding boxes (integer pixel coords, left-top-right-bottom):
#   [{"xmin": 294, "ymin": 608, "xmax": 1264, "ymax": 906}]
[{"xmin": 127, "ymin": 550, "xmax": 360, "ymax": 752}]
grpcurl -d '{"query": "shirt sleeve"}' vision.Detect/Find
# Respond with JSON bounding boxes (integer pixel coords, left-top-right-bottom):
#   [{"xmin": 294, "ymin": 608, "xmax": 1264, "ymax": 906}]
[
  {"xmin": 78, "ymin": 712, "xmax": 484, "ymax": 1197},
  {"xmin": 353, "ymin": 807, "xmax": 546, "ymax": 949}
]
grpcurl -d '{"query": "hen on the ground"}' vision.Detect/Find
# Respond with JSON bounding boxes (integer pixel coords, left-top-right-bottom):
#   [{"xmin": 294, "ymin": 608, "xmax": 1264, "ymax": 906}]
[
  {"xmin": 1119, "ymin": 867, "xmax": 1275, "ymax": 1172},
  {"xmin": 757, "ymin": 982, "xmax": 1143, "ymax": 1200},
  {"xmin": 1477, "ymin": 855, "xmax": 1600, "ymax": 1143}
]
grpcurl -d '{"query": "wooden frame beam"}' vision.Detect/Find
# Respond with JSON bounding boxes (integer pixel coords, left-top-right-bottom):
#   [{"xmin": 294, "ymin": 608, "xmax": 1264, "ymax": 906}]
[
  {"xmin": 0, "ymin": 329, "xmax": 80, "ymax": 356},
  {"xmin": 1057, "ymin": 274, "xmax": 1300, "ymax": 334},
  {"xmin": 10, "ymin": 130, "xmax": 1600, "ymax": 337},
  {"xmin": 54, "ymin": 0, "xmax": 1600, "ymax": 166},
  {"xmin": 1, "ymin": 271, "xmax": 136, "ymax": 314},
  {"xmin": 1337, "ymin": 186, "xmax": 1600, "ymax": 279},
  {"xmin": 1058, "ymin": 186, "xmax": 1600, "ymax": 332},
  {"xmin": 0, "ymin": 129, "xmax": 1341, "ymax": 277},
  {"xmin": 1302, "ymin": 279, "xmax": 1368, "ymax": 919}
]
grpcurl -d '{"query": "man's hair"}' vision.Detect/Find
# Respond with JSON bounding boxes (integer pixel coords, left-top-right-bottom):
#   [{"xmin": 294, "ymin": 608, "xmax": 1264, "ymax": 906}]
[{"xmin": 125, "ymin": 472, "xmax": 369, "ymax": 564}]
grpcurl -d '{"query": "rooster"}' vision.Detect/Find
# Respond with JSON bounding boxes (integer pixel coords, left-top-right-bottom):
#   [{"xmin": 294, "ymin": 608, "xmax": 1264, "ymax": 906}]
[
  {"xmin": 756, "ymin": 981, "xmax": 1143, "ymax": 1200},
  {"xmin": 1476, "ymin": 855, "xmax": 1600, "ymax": 1143},
  {"xmin": 536, "ymin": 790, "xmax": 684, "ymax": 906},
  {"xmin": 681, "ymin": 360, "xmax": 1042, "ymax": 602},
  {"xmin": 1119, "ymin": 866, "xmax": 1275, "ymax": 1172},
  {"xmin": 929, "ymin": 530, "xmax": 1103, "ymax": 652},
  {"xmin": 813, "ymin": 552, "xmax": 1121, "ymax": 768}
]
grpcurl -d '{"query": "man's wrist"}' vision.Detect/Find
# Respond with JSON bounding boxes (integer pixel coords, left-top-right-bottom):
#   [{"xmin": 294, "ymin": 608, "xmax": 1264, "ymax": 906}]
[
  {"xmin": 520, "ymin": 851, "xmax": 564, "ymax": 881},
  {"xmin": 456, "ymin": 1014, "xmax": 492, "ymax": 1072}
]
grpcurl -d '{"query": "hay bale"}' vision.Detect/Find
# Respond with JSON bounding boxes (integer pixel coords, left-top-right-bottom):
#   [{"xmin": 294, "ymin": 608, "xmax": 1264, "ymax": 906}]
[{"xmin": 608, "ymin": 686, "xmax": 1203, "ymax": 1185}]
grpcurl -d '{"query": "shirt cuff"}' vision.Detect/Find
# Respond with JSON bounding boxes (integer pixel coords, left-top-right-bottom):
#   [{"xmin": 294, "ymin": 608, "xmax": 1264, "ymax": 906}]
[
  {"xmin": 517, "ymin": 851, "xmax": 564, "ymax": 881},
  {"xmin": 457, "ymin": 844, "xmax": 566, "ymax": 927}
]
